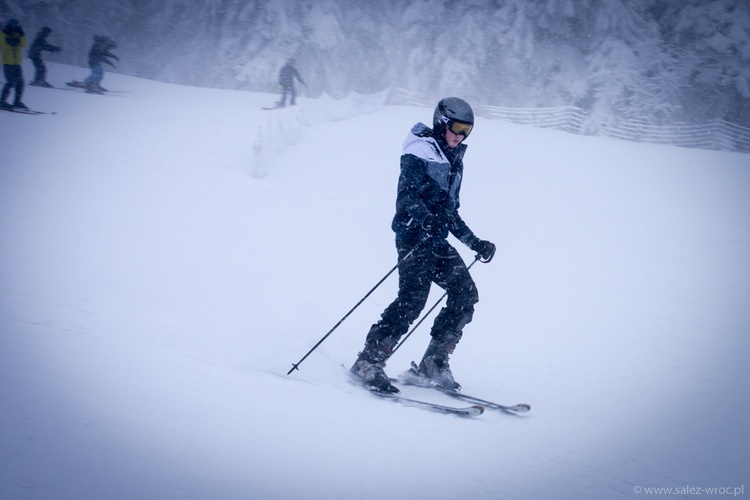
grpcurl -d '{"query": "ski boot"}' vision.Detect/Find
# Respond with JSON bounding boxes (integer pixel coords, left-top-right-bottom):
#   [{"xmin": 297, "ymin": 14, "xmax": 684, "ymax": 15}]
[
  {"xmin": 404, "ymin": 333, "xmax": 462, "ymax": 391},
  {"xmin": 29, "ymin": 80, "xmax": 52, "ymax": 88},
  {"xmin": 350, "ymin": 337, "xmax": 399, "ymax": 394},
  {"xmin": 84, "ymin": 82, "xmax": 106, "ymax": 95}
]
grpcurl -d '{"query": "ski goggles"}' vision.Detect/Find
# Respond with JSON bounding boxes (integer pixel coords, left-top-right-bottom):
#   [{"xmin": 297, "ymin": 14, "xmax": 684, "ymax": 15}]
[{"xmin": 442, "ymin": 116, "xmax": 473, "ymax": 138}]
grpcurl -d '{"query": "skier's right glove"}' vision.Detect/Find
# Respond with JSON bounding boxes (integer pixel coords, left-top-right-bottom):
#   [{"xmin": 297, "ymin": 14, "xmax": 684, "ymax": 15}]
[{"xmin": 471, "ymin": 239, "xmax": 496, "ymax": 263}]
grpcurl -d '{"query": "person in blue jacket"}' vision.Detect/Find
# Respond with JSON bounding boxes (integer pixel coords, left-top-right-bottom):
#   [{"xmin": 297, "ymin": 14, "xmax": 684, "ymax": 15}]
[
  {"xmin": 350, "ymin": 97, "xmax": 497, "ymax": 394},
  {"xmin": 84, "ymin": 34, "xmax": 118, "ymax": 93},
  {"xmin": 28, "ymin": 26, "xmax": 61, "ymax": 87}
]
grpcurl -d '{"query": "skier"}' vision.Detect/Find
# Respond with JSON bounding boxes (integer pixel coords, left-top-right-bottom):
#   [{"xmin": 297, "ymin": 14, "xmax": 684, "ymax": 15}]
[
  {"xmin": 0, "ymin": 19, "xmax": 27, "ymax": 110},
  {"xmin": 28, "ymin": 26, "xmax": 61, "ymax": 87},
  {"xmin": 277, "ymin": 58, "xmax": 305, "ymax": 107},
  {"xmin": 350, "ymin": 97, "xmax": 496, "ymax": 394},
  {"xmin": 84, "ymin": 33, "xmax": 118, "ymax": 93}
]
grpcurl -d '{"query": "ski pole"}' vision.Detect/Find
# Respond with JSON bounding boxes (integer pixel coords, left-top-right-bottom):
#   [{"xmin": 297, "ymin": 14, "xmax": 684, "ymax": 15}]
[
  {"xmin": 391, "ymin": 255, "xmax": 481, "ymax": 355},
  {"xmin": 287, "ymin": 234, "xmax": 430, "ymax": 375}
]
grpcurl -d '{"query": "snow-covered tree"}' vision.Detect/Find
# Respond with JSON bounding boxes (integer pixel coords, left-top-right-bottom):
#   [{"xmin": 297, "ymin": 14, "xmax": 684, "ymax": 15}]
[
  {"xmin": 581, "ymin": 0, "xmax": 682, "ymax": 128},
  {"xmin": 4, "ymin": 0, "xmax": 748, "ymax": 127},
  {"xmin": 656, "ymin": 0, "xmax": 750, "ymax": 125}
]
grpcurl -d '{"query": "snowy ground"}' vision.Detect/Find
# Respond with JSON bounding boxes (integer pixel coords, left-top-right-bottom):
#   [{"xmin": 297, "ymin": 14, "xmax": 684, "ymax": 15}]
[{"xmin": 1, "ymin": 63, "xmax": 749, "ymax": 499}]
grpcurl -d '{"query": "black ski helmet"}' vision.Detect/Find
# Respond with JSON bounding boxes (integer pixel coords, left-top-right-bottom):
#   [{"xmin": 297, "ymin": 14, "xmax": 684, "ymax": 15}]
[
  {"xmin": 3, "ymin": 19, "xmax": 22, "ymax": 35},
  {"xmin": 433, "ymin": 97, "xmax": 474, "ymax": 134}
]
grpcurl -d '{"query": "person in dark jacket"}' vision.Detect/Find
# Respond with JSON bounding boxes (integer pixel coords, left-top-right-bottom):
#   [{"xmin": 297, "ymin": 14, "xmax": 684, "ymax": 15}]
[
  {"xmin": 349, "ymin": 97, "xmax": 497, "ymax": 394},
  {"xmin": 277, "ymin": 58, "xmax": 305, "ymax": 107},
  {"xmin": 28, "ymin": 26, "xmax": 61, "ymax": 87},
  {"xmin": 84, "ymin": 34, "xmax": 118, "ymax": 93},
  {"xmin": 0, "ymin": 19, "xmax": 27, "ymax": 109}
]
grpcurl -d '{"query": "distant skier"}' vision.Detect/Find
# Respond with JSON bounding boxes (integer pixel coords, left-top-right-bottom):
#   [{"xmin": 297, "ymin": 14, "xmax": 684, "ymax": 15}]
[
  {"xmin": 349, "ymin": 97, "xmax": 496, "ymax": 394},
  {"xmin": 84, "ymin": 34, "xmax": 118, "ymax": 93},
  {"xmin": 28, "ymin": 26, "xmax": 61, "ymax": 87},
  {"xmin": 0, "ymin": 19, "xmax": 28, "ymax": 110},
  {"xmin": 277, "ymin": 58, "xmax": 305, "ymax": 107}
]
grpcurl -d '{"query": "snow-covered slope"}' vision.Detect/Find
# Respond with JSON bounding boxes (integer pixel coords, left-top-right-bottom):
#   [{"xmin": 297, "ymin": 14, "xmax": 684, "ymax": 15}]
[{"xmin": 1, "ymin": 63, "xmax": 749, "ymax": 499}]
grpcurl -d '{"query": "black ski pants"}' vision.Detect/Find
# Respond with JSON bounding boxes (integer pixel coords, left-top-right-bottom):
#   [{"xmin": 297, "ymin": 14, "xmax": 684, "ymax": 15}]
[
  {"xmin": 31, "ymin": 56, "xmax": 47, "ymax": 83},
  {"xmin": 366, "ymin": 239, "xmax": 479, "ymax": 346},
  {"xmin": 2, "ymin": 64, "xmax": 24, "ymax": 104}
]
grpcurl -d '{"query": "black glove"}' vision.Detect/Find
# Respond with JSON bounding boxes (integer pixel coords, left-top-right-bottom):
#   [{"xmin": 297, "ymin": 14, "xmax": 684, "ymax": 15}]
[
  {"xmin": 471, "ymin": 239, "xmax": 496, "ymax": 262},
  {"xmin": 421, "ymin": 215, "xmax": 439, "ymax": 234}
]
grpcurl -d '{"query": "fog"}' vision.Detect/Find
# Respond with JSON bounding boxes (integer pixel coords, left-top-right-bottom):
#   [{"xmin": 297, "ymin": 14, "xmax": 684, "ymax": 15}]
[{"xmin": 4, "ymin": 0, "xmax": 749, "ymax": 126}]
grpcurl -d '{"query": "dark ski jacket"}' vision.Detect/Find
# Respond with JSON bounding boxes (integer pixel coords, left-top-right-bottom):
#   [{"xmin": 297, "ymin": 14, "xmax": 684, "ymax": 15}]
[
  {"xmin": 279, "ymin": 63, "xmax": 304, "ymax": 89},
  {"xmin": 392, "ymin": 122, "xmax": 479, "ymax": 249},
  {"xmin": 88, "ymin": 36, "xmax": 118, "ymax": 69},
  {"xmin": 28, "ymin": 31, "xmax": 60, "ymax": 61}
]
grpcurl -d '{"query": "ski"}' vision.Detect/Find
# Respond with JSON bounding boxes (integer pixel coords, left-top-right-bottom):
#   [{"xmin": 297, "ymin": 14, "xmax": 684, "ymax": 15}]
[
  {"xmin": 346, "ymin": 367, "xmax": 483, "ymax": 417},
  {"xmin": 66, "ymin": 81, "xmax": 103, "ymax": 94},
  {"xmin": 65, "ymin": 81, "xmax": 125, "ymax": 94},
  {"xmin": 399, "ymin": 362, "xmax": 530, "ymax": 415},
  {"xmin": 1, "ymin": 106, "xmax": 54, "ymax": 115},
  {"xmin": 372, "ymin": 391, "xmax": 484, "ymax": 418},
  {"xmin": 28, "ymin": 83, "xmax": 74, "ymax": 91},
  {"xmin": 438, "ymin": 390, "xmax": 530, "ymax": 414}
]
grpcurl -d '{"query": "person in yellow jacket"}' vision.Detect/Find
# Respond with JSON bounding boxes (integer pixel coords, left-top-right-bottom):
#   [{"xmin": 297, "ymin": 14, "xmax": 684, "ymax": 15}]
[{"xmin": 1, "ymin": 19, "xmax": 28, "ymax": 110}]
